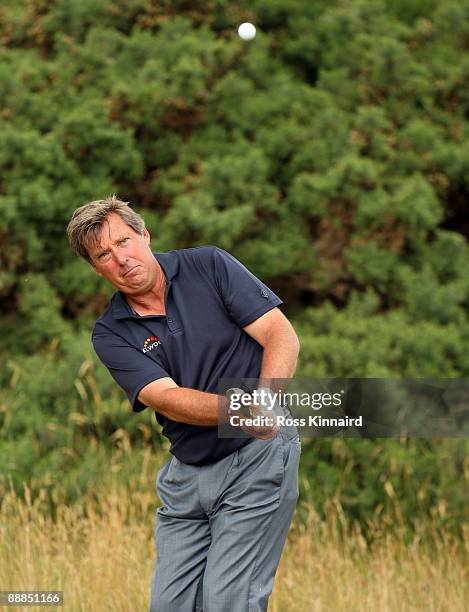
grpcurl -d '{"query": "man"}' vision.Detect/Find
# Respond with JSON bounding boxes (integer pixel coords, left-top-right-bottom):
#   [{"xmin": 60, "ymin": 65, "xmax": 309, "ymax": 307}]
[{"xmin": 67, "ymin": 195, "xmax": 301, "ymax": 612}]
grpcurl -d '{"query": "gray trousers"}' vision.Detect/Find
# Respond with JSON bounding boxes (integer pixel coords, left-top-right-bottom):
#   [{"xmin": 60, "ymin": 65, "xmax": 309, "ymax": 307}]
[{"xmin": 150, "ymin": 430, "xmax": 301, "ymax": 612}]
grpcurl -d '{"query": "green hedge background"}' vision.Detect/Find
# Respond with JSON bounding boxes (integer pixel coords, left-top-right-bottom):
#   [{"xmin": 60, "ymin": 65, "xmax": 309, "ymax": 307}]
[{"xmin": 0, "ymin": 0, "xmax": 468, "ymax": 534}]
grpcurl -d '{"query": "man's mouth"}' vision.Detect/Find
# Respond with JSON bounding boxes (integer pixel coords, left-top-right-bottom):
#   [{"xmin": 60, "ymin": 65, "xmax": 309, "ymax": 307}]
[{"xmin": 123, "ymin": 266, "xmax": 139, "ymax": 277}]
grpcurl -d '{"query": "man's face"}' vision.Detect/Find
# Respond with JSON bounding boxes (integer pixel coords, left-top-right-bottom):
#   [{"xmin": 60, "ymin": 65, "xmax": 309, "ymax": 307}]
[{"xmin": 89, "ymin": 213, "xmax": 158, "ymax": 295}]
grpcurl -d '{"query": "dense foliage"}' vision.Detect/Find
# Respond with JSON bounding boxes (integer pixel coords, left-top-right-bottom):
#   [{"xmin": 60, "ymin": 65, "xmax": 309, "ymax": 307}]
[{"xmin": 1, "ymin": 0, "xmax": 468, "ymax": 531}]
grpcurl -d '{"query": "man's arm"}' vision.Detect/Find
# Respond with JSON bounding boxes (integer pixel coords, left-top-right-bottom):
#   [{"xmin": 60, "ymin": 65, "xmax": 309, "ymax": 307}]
[
  {"xmin": 242, "ymin": 307, "xmax": 300, "ymax": 388},
  {"xmin": 139, "ymin": 378, "xmax": 277, "ymax": 440},
  {"xmin": 138, "ymin": 379, "xmax": 227, "ymax": 426},
  {"xmin": 137, "ymin": 308, "xmax": 299, "ymax": 424}
]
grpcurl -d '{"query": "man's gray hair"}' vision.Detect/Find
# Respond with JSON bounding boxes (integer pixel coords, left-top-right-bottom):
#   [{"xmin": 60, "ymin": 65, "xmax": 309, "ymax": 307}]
[{"xmin": 67, "ymin": 195, "xmax": 146, "ymax": 264}]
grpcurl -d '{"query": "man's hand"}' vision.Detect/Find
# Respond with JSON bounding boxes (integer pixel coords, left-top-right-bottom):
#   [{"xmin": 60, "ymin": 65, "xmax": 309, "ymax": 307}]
[
  {"xmin": 226, "ymin": 388, "xmax": 279, "ymax": 440},
  {"xmin": 238, "ymin": 404, "xmax": 279, "ymax": 440}
]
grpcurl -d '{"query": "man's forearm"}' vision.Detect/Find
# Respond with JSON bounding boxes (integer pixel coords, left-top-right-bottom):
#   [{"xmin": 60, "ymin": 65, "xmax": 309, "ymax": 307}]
[
  {"xmin": 149, "ymin": 387, "xmax": 228, "ymax": 426},
  {"xmin": 258, "ymin": 325, "xmax": 300, "ymax": 390}
]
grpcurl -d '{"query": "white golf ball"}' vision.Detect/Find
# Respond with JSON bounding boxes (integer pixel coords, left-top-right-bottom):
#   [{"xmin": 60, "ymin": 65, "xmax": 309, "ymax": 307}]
[{"xmin": 238, "ymin": 22, "xmax": 256, "ymax": 41}]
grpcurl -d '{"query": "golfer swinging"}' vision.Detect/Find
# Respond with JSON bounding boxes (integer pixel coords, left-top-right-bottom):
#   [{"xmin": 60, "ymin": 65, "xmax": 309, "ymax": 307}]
[{"xmin": 67, "ymin": 196, "xmax": 301, "ymax": 612}]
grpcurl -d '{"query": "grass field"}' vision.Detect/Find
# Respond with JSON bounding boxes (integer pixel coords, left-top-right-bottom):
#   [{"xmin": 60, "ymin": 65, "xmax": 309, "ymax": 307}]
[{"xmin": 1, "ymin": 452, "xmax": 467, "ymax": 612}]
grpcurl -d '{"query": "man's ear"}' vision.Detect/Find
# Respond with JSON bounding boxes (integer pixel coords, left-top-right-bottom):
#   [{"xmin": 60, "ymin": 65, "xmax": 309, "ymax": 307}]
[{"xmin": 144, "ymin": 228, "xmax": 151, "ymax": 243}]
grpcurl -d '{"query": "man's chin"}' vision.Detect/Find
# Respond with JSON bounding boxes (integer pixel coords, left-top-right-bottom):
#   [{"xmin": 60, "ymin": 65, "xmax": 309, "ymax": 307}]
[{"xmin": 119, "ymin": 278, "xmax": 149, "ymax": 294}]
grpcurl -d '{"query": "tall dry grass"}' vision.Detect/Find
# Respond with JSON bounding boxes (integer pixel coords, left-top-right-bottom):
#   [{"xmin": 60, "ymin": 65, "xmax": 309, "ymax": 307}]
[{"xmin": 1, "ymin": 456, "xmax": 467, "ymax": 612}]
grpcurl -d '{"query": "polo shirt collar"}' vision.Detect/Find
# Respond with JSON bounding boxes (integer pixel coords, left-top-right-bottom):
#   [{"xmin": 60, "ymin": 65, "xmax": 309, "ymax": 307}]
[
  {"xmin": 154, "ymin": 250, "xmax": 180, "ymax": 281},
  {"xmin": 112, "ymin": 251, "xmax": 179, "ymax": 320}
]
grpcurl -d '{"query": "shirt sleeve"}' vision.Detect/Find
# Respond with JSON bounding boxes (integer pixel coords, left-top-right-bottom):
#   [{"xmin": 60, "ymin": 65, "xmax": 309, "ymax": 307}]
[
  {"xmin": 92, "ymin": 327, "xmax": 170, "ymax": 412},
  {"xmin": 212, "ymin": 247, "xmax": 283, "ymax": 327}
]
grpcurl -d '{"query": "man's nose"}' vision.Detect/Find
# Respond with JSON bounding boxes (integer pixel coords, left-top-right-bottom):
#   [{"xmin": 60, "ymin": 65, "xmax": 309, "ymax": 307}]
[{"xmin": 113, "ymin": 249, "xmax": 128, "ymax": 265}]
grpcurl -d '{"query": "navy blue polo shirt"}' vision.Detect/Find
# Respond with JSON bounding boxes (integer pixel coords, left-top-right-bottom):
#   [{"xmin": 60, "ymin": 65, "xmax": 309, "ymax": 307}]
[{"xmin": 92, "ymin": 246, "xmax": 283, "ymax": 465}]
